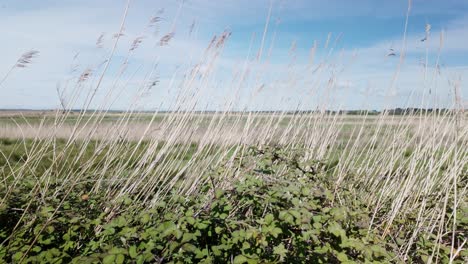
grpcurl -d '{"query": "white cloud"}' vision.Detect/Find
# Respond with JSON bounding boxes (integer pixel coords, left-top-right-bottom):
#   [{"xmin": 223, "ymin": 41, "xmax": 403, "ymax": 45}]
[{"xmin": 0, "ymin": 0, "xmax": 467, "ymax": 110}]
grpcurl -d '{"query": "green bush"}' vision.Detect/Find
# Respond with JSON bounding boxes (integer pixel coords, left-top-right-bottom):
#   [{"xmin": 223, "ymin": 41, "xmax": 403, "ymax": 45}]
[{"xmin": 0, "ymin": 146, "xmax": 466, "ymax": 263}]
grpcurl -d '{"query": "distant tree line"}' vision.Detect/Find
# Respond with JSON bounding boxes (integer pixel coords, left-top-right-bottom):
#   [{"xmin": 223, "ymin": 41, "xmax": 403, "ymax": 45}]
[{"xmin": 0, "ymin": 108, "xmax": 464, "ymax": 116}]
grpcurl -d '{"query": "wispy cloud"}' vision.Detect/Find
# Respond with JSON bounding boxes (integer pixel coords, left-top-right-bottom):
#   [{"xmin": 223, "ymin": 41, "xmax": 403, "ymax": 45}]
[{"xmin": 0, "ymin": 0, "xmax": 467, "ymax": 109}]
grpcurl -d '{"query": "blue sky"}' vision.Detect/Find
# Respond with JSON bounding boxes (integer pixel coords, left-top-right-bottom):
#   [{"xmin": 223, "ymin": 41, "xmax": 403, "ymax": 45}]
[{"xmin": 0, "ymin": 0, "xmax": 467, "ymax": 110}]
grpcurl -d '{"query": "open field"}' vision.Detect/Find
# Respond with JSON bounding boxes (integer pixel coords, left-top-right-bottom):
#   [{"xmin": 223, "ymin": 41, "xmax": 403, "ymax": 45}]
[{"xmin": 0, "ymin": 111, "xmax": 465, "ymax": 141}]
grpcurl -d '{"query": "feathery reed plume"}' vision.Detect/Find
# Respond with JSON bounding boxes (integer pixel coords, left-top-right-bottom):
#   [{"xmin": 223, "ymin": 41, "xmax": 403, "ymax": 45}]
[
  {"xmin": 56, "ymin": 82, "xmax": 67, "ymax": 112},
  {"xmin": 15, "ymin": 50, "xmax": 40, "ymax": 68},
  {"xmin": 0, "ymin": 50, "xmax": 40, "ymax": 87},
  {"xmin": 113, "ymin": 30, "xmax": 126, "ymax": 39},
  {"xmin": 141, "ymin": 76, "xmax": 160, "ymax": 97},
  {"xmin": 69, "ymin": 52, "xmax": 81, "ymax": 74},
  {"xmin": 148, "ymin": 16, "xmax": 162, "ymax": 26},
  {"xmin": 96, "ymin": 33, "xmax": 105, "ymax": 48},
  {"xmin": 215, "ymin": 30, "xmax": 231, "ymax": 49},
  {"xmin": 78, "ymin": 68, "xmax": 93, "ymax": 83},
  {"xmin": 206, "ymin": 35, "xmax": 217, "ymax": 52},
  {"xmin": 148, "ymin": 77, "xmax": 159, "ymax": 89},
  {"xmin": 130, "ymin": 36, "xmax": 145, "ymax": 51},
  {"xmin": 421, "ymin": 23, "xmax": 431, "ymax": 42},
  {"xmin": 189, "ymin": 19, "xmax": 196, "ymax": 36},
  {"xmin": 159, "ymin": 32, "xmax": 175, "ymax": 46},
  {"xmin": 387, "ymin": 49, "xmax": 397, "ymax": 57},
  {"xmin": 148, "ymin": 9, "xmax": 164, "ymax": 36},
  {"xmin": 148, "ymin": 9, "xmax": 163, "ymax": 27}
]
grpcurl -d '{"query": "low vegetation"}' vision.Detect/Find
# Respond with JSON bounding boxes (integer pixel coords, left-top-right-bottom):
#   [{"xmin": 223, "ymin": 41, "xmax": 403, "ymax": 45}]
[{"xmin": 1, "ymin": 137, "xmax": 467, "ymax": 263}]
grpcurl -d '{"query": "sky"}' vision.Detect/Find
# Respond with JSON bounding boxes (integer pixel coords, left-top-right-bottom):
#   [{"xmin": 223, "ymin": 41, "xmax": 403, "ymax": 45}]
[{"xmin": 0, "ymin": 0, "xmax": 467, "ymax": 110}]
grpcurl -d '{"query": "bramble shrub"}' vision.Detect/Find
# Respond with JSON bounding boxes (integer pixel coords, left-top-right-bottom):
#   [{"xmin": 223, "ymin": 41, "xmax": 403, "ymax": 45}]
[{"xmin": 0, "ymin": 146, "xmax": 466, "ymax": 263}]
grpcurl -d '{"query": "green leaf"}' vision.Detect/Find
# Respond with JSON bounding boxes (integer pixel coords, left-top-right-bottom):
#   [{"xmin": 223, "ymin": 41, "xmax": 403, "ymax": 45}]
[
  {"xmin": 289, "ymin": 209, "xmax": 301, "ymax": 221},
  {"xmin": 314, "ymin": 246, "xmax": 329, "ymax": 254},
  {"xmin": 336, "ymin": 252, "xmax": 349, "ymax": 262},
  {"xmin": 186, "ymin": 216, "xmax": 196, "ymax": 225},
  {"xmin": 215, "ymin": 226, "xmax": 223, "ymax": 234},
  {"xmin": 370, "ymin": 245, "xmax": 389, "ymax": 258},
  {"xmin": 32, "ymin": 246, "xmax": 42, "ymax": 253},
  {"xmin": 140, "ymin": 214, "xmax": 150, "ymax": 224},
  {"xmin": 264, "ymin": 214, "xmax": 274, "ymax": 225},
  {"xmin": 182, "ymin": 233, "xmax": 195, "ymax": 243},
  {"xmin": 233, "ymin": 255, "xmax": 248, "ymax": 264},
  {"xmin": 12, "ymin": 252, "xmax": 23, "ymax": 262},
  {"xmin": 215, "ymin": 189, "xmax": 224, "ymax": 199},
  {"xmin": 273, "ymin": 243, "xmax": 288, "ymax": 261},
  {"xmin": 330, "ymin": 207, "xmax": 347, "ymax": 221},
  {"xmin": 211, "ymin": 245, "xmax": 222, "ymax": 256},
  {"xmin": 182, "ymin": 243, "xmax": 198, "ymax": 253},
  {"xmin": 312, "ymin": 215, "xmax": 322, "ymax": 223},
  {"xmin": 270, "ymin": 227, "xmax": 282, "ymax": 238},
  {"xmin": 115, "ymin": 254, "xmax": 125, "ymax": 264},
  {"xmin": 129, "ymin": 245, "xmax": 137, "ymax": 259},
  {"xmin": 102, "ymin": 254, "xmax": 116, "ymax": 264},
  {"xmin": 328, "ymin": 222, "xmax": 346, "ymax": 238},
  {"xmin": 197, "ymin": 222, "xmax": 209, "ymax": 230}
]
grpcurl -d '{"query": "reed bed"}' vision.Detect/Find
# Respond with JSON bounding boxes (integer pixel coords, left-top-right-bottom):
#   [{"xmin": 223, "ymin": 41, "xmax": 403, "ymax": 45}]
[{"xmin": 0, "ymin": 0, "xmax": 466, "ymax": 262}]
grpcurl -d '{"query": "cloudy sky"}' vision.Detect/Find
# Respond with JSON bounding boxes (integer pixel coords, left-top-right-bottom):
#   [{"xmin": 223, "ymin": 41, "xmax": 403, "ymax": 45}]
[{"xmin": 0, "ymin": 0, "xmax": 467, "ymax": 110}]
